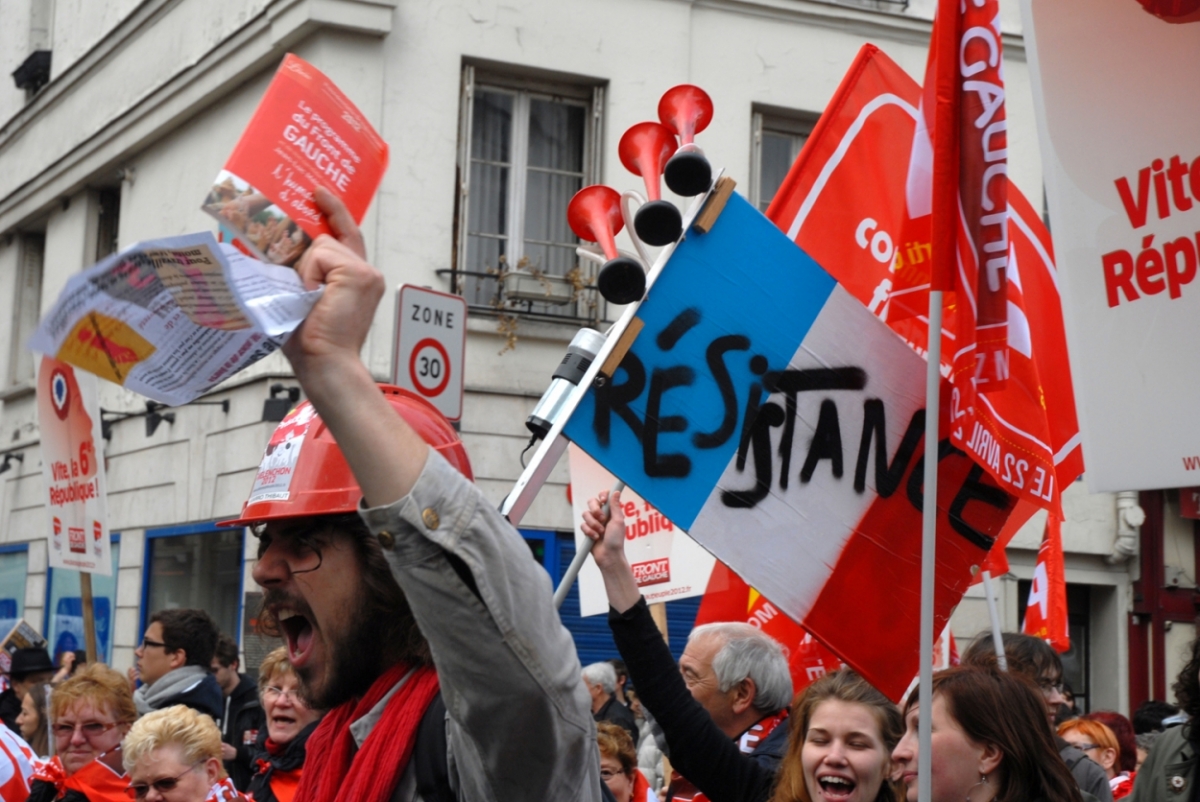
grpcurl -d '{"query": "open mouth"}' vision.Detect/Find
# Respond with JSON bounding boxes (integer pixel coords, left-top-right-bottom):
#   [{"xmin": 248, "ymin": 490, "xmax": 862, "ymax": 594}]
[
  {"xmin": 276, "ymin": 607, "xmax": 315, "ymax": 667},
  {"xmin": 817, "ymin": 775, "xmax": 857, "ymax": 801},
  {"xmin": 271, "ymin": 714, "xmax": 297, "ymax": 727}
]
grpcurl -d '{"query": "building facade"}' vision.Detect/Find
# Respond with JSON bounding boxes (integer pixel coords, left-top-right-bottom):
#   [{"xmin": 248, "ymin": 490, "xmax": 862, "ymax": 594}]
[{"xmin": 0, "ymin": 0, "xmax": 1193, "ymax": 712}]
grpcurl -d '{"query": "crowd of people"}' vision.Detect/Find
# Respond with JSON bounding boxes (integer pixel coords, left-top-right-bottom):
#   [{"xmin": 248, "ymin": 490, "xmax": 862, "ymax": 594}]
[{"xmin": 1, "ymin": 190, "xmax": 1198, "ymax": 802}]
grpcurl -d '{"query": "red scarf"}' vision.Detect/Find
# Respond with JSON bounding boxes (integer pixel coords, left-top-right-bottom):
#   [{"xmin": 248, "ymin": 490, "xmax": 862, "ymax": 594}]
[
  {"xmin": 668, "ymin": 710, "xmax": 789, "ymax": 802},
  {"xmin": 293, "ymin": 663, "xmax": 440, "ymax": 802}
]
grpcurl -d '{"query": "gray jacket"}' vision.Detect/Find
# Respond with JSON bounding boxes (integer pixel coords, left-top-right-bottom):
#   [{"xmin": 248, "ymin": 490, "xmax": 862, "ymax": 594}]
[
  {"xmin": 1129, "ymin": 725, "xmax": 1193, "ymax": 802},
  {"xmin": 358, "ymin": 450, "xmax": 602, "ymax": 802},
  {"xmin": 1060, "ymin": 738, "xmax": 1114, "ymax": 802}
]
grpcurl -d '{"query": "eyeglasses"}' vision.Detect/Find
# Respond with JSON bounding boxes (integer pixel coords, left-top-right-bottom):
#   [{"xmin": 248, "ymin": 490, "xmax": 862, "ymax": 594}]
[
  {"xmin": 600, "ymin": 768, "xmax": 626, "ymax": 781},
  {"xmin": 262, "ymin": 686, "xmax": 301, "ymax": 703},
  {"xmin": 127, "ymin": 761, "xmax": 203, "ymax": 799},
  {"xmin": 53, "ymin": 721, "xmax": 119, "ymax": 740},
  {"xmin": 139, "ymin": 637, "xmax": 168, "ymax": 651},
  {"xmin": 1036, "ymin": 678, "xmax": 1065, "ymax": 695},
  {"xmin": 1074, "ymin": 743, "xmax": 1100, "ymax": 751}
]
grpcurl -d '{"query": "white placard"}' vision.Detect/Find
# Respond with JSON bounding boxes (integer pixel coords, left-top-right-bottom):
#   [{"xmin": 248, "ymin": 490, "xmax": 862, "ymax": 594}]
[
  {"xmin": 37, "ymin": 358, "xmax": 112, "ymax": 576},
  {"xmin": 569, "ymin": 444, "xmax": 716, "ymax": 616},
  {"xmin": 392, "ymin": 285, "xmax": 467, "ymax": 421},
  {"xmin": 1022, "ymin": 0, "xmax": 1200, "ymax": 491}
]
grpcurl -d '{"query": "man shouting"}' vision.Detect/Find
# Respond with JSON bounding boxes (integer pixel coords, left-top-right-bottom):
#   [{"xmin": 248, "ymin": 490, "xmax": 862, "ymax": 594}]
[{"xmin": 223, "ymin": 188, "xmax": 603, "ymax": 802}]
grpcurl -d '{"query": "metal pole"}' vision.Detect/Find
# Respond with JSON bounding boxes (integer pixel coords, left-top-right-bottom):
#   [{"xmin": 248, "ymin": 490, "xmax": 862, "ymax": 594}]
[
  {"xmin": 553, "ymin": 480, "xmax": 624, "ymax": 609},
  {"xmin": 981, "ymin": 570, "xmax": 1008, "ymax": 671},
  {"xmin": 918, "ymin": 290, "xmax": 943, "ymax": 802}
]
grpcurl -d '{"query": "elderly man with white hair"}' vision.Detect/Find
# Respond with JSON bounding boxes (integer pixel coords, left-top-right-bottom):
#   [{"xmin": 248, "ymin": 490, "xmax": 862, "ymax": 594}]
[
  {"xmin": 583, "ymin": 662, "xmax": 639, "ymax": 746},
  {"xmin": 582, "ymin": 491, "xmax": 793, "ymax": 802}
]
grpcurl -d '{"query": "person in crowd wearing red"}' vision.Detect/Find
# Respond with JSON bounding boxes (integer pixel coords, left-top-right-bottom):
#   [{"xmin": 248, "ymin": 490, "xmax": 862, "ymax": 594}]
[
  {"xmin": 123, "ymin": 705, "xmax": 249, "ymax": 802},
  {"xmin": 0, "ymin": 723, "xmax": 36, "ymax": 799},
  {"xmin": 891, "ymin": 667, "xmax": 1083, "ymax": 802},
  {"xmin": 584, "ymin": 491, "xmax": 900, "ymax": 802},
  {"xmin": 1059, "ymin": 719, "xmax": 1133, "ymax": 799},
  {"xmin": 1085, "ymin": 712, "xmax": 1138, "ymax": 787},
  {"xmin": 962, "ymin": 634, "xmax": 1112, "ymax": 802},
  {"xmin": 245, "ymin": 647, "xmax": 322, "ymax": 802},
  {"xmin": 1129, "ymin": 635, "xmax": 1200, "ymax": 802},
  {"xmin": 134, "ymin": 610, "xmax": 224, "ymax": 722},
  {"xmin": 597, "ymin": 722, "xmax": 656, "ymax": 802},
  {"xmin": 28, "ymin": 663, "xmax": 136, "ymax": 802},
  {"xmin": 211, "ymin": 635, "xmax": 265, "ymax": 791},
  {"xmin": 226, "ymin": 187, "xmax": 602, "ymax": 802}
]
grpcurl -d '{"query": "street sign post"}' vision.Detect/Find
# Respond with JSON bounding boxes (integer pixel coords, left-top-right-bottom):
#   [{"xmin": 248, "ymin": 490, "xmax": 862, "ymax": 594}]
[{"xmin": 392, "ymin": 285, "xmax": 468, "ymax": 421}]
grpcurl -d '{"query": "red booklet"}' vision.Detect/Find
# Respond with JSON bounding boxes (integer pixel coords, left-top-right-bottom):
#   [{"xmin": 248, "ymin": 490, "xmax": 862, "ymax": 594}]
[{"xmin": 202, "ymin": 54, "xmax": 388, "ymax": 266}]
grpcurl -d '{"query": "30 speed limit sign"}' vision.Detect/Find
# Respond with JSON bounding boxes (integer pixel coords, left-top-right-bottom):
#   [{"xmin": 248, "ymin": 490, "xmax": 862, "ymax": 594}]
[{"xmin": 392, "ymin": 285, "xmax": 467, "ymax": 421}]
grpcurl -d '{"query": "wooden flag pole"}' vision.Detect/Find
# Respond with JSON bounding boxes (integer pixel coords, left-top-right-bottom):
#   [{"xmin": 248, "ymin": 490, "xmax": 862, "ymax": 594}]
[
  {"xmin": 80, "ymin": 571, "xmax": 98, "ymax": 664},
  {"xmin": 918, "ymin": 290, "xmax": 943, "ymax": 802}
]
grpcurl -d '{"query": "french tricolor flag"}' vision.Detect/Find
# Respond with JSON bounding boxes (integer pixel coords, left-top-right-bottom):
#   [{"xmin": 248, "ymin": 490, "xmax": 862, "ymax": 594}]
[{"xmin": 565, "ymin": 192, "xmax": 1017, "ymax": 700}]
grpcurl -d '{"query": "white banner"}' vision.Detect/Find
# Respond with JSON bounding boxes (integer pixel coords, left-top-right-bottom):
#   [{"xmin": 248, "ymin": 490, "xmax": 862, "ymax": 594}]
[
  {"xmin": 568, "ymin": 445, "xmax": 715, "ymax": 616},
  {"xmin": 1022, "ymin": 0, "xmax": 1200, "ymax": 491},
  {"xmin": 37, "ymin": 358, "xmax": 112, "ymax": 576}
]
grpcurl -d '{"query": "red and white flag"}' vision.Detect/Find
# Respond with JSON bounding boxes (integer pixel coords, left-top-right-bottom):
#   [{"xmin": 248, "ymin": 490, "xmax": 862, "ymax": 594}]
[
  {"xmin": 766, "ymin": 41, "xmax": 1083, "ymax": 518},
  {"xmin": 1023, "ymin": 514, "xmax": 1070, "ymax": 653}
]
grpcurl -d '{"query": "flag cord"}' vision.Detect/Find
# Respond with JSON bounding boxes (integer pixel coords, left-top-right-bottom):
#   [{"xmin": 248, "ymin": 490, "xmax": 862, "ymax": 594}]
[
  {"xmin": 918, "ymin": 290, "xmax": 943, "ymax": 802},
  {"xmin": 981, "ymin": 570, "xmax": 1008, "ymax": 671}
]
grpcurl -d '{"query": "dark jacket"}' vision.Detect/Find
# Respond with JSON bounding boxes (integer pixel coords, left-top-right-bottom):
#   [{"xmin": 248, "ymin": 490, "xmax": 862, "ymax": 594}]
[
  {"xmin": 1059, "ymin": 736, "xmax": 1116, "ymax": 802},
  {"xmin": 595, "ymin": 694, "xmax": 640, "ymax": 747},
  {"xmin": 246, "ymin": 720, "xmax": 319, "ymax": 802},
  {"xmin": 609, "ymin": 597, "xmax": 785, "ymax": 802},
  {"xmin": 0, "ymin": 688, "xmax": 20, "ymax": 734},
  {"xmin": 159, "ymin": 672, "xmax": 225, "ymax": 722},
  {"xmin": 1129, "ymin": 724, "xmax": 1192, "ymax": 802},
  {"xmin": 223, "ymin": 675, "xmax": 266, "ymax": 791}
]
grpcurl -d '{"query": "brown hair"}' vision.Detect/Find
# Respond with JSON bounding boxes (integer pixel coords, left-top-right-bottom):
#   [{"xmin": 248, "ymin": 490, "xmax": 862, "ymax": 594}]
[
  {"xmin": 908, "ymin": 667, "xmax": 1082, "ymax": 802},
  {"xmin": 771, "ymin": 670, "xmax": 904, "ymax": 802},
  {"xmin": 51, "ymin": 663, "xmax": 137, "ymax": 724},
  {"xmin": 22, "ymin": 683, "xmax": 49, "ymax": 756},
  {"xmin": 596, "ymin": 721, "xmax": 637, "ymax": 777}
]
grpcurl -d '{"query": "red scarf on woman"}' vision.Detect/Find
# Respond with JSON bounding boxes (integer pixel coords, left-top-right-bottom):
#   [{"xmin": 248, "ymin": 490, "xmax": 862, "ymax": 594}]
[{"xmin": 293, "ymin": 663, "xmax": 440, "ymax": 802}]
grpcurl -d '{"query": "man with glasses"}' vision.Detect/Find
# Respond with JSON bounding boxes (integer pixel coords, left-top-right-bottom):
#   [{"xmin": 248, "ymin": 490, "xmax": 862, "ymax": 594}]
[
  {"xmin": 963, "ymin": 632, "xmax": 1113, "ymax": 802},
  {"xmin": 224, "ymin": 188, "xmax": 604, "ymax": 801},
  {"xmin": 134, "ymin": 609, "xmax": 223, "ymax": 722}
]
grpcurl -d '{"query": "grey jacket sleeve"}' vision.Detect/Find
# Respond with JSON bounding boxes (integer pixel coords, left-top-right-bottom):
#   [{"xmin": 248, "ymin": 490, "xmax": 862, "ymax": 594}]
[
  {"xmin": 1062, "ymin": 743, "xmax": 1114, "ymax": 802},
  {"xmin": 359, "ymin": 450, "xmax": 601, "ymax": 802}
]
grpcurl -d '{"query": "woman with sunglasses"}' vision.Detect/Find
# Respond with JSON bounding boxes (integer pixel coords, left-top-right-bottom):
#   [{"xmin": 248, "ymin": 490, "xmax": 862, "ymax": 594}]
[
  {"xmin": 27, "ymin": 664, "xmax": 137, "ymax": 802},
  {"xmin": 245, "ymin": 648, "xmax": 323, "ymax": 802},
  {"xmin": 123, "ymin": 705, "xmax": 249, "ymax": 802}
]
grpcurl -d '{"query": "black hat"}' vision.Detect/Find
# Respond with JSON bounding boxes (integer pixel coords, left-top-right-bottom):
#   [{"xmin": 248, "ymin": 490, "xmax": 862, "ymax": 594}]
[{"xmin": 10, "ymin": 647, "xmax": 54, "ymax": 678}]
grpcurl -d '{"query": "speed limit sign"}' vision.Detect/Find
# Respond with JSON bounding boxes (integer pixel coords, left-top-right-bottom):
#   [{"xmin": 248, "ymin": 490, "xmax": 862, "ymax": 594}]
[{"xmin": 392, "ymin": 285, "xmax": 467, "ymax": 421}]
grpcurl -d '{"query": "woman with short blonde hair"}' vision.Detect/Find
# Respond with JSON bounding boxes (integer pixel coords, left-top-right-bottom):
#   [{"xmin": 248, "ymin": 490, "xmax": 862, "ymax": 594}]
[
  {"xmin": 123, "ymin": 705, "xmax": 248, "ymax": 802},
  {"xmin": 247, "ymin": 647, "xmax": 323, "ymax": 802}
]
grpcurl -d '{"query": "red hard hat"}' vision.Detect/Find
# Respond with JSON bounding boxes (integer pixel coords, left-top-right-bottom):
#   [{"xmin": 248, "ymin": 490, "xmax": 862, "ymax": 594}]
[{"xmin": 220, "ymin": 384, "xmax": 472, "ymax": 527}]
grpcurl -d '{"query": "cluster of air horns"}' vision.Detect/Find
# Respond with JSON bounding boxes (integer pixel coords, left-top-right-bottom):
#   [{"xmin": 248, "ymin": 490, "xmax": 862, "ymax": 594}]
[{"xmin": 568, "ymin": 84, "xmax": 714, "ymax": 306}]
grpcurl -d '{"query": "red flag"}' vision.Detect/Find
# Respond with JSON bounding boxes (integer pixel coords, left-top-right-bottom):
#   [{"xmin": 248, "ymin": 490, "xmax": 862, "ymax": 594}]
[
  {"xmin": 766, "ymin": 43, "xmax": 1083, "ymax": 517},
  {"xmin": 1023, "ymin": 514, "xmax": 1070, "ymax": 653},
  {"xmin": 694, "ymin": 562, "xmax": 844, "ymax": 695}
]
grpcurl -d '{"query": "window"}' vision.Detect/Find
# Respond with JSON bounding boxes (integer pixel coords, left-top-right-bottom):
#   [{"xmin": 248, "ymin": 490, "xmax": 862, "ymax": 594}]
[
  {"xmin": 46, "ymin": 542, "xmax": 119, "ymax": 664},
  {"xmin": 1019, "ymin": 580, "xmax": 1091, "ymax": 713},
  {"xmin": 451, "ymin": 66, "xmax": 605, "ymax": 321},
  {"xmin": 750, "ymin": 110, "xmax": 818, "ymax": 212},
  {"xmin": 95, "ymin": 188, "xmax": 121, "ymax": 261},
  {"xmin": 144, "ymin": 525, "xmax": 244, "ymax": 641},
  {"xmin": 9, "ymin": 233, "xmax": 44, "ymax": 387},
  {"xmin": 0, "ymin": 547, "xmax": 29, "ymax": 637}
]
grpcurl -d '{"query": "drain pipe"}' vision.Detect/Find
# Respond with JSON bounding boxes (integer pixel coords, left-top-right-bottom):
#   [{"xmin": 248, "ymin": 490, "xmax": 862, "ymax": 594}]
[{"xmin": 1108, "ymin": 491, "xmax": 1144, "ymax": 564}]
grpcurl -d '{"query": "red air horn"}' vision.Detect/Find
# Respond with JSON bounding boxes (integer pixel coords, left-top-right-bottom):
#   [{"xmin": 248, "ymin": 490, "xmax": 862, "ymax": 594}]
[
  {"xmin": 659, "ymin": 84, "xmax": 714, "ymax": 196},
  {"xmin": 568, "ymin": 185, "xmax": 646, "ymax": 306},
  {"xmin": 618, "ymin": 122, "xmax": 684, "ymax": 247}
]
